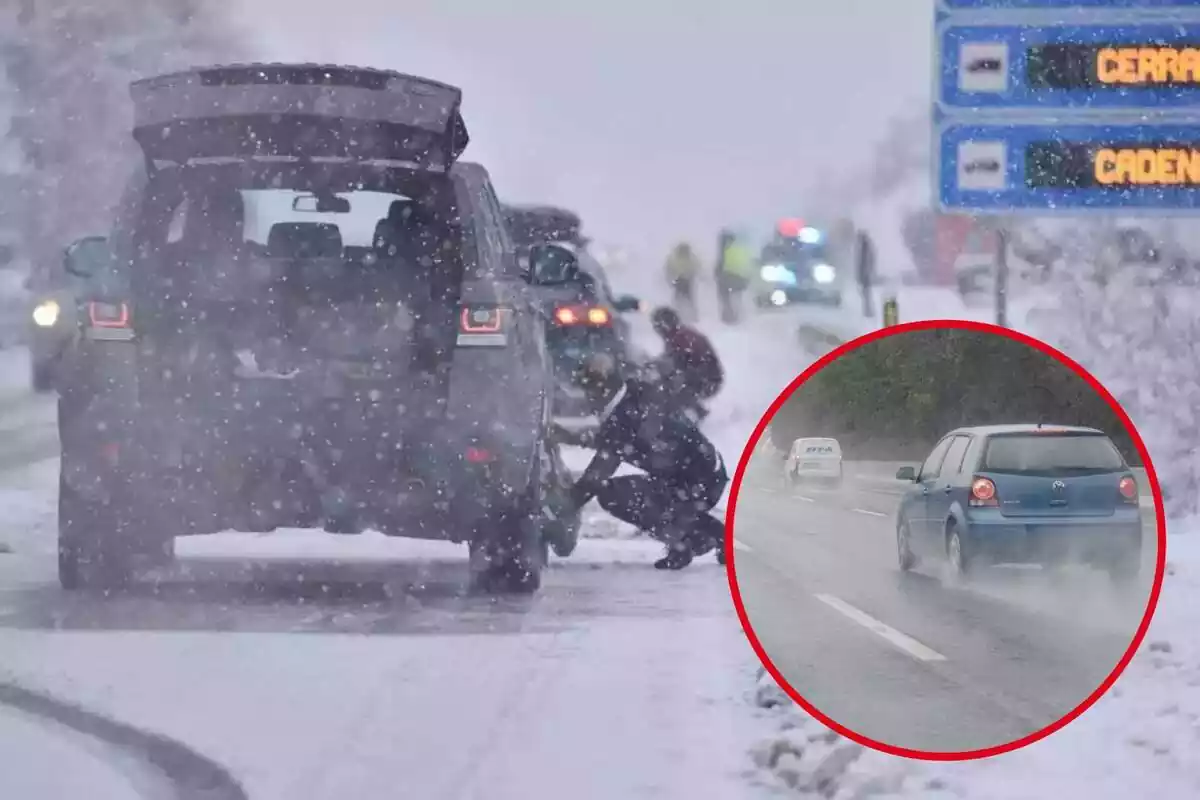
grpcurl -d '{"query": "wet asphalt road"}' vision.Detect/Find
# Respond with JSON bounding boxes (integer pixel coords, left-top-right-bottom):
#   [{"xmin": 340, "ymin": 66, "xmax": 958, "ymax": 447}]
[{"xmin": 731, "ymin": 461, "xmax": 1160, "ymax": 754}]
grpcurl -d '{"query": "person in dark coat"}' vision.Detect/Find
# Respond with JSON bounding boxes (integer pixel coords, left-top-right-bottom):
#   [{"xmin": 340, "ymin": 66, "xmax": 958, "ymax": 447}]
[
  {"xmin": 551, "ymin": 353, "xmax": 728, "ymax": 570},
  {"xmin": 855, "ymin": 228, "xmax": 876, "ymax": 318},
  {"xmin": 649, "ymin": 306, "xmax": 724, "ymax": 421}
]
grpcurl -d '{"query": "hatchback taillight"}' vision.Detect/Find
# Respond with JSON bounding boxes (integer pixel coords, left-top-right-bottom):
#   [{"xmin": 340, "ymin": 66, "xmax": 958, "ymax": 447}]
[
  {"xmin": 969, "ymin": 476, "xmax": 998, "ymax": 507},
  {"xmin": 1119, "ymin": 475, "xmax": 1138, "ymax": 503},
  {"xmin": 465, "ymin": 446, "xmax": 494, "ymax": 464}
]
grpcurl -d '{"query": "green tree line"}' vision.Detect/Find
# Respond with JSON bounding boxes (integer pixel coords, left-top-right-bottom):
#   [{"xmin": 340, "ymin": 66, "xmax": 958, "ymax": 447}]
[{"xmin": 768, "ymin": 328, "xmax": 1141, "ymax": 465}]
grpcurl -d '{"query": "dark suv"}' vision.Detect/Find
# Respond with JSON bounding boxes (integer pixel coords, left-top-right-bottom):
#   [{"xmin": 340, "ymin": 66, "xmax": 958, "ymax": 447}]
[{"xmin": 56, "ymin": 63, "xmax": 581, "ymax": 595}]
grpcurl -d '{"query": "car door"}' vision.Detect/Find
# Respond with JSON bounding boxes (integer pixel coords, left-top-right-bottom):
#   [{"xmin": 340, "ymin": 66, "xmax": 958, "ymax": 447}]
[
  {"xmin": 924, "ymin": 435, "xmax": 972, "ymax": 538},
  {"xmin": 909, "ymin": 435, "xmax": 956, "ymax": 553}
]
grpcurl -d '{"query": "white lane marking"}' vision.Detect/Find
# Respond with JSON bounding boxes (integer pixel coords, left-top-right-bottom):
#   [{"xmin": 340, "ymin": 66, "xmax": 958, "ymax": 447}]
[
  {"xmin": 797, "ymin": 496, "xmax": 815, "ymax": 503},
  {"xmin": 814, "ymin": 593, "xmax": 948, "ymax": 662},
  {"xmin": 852, "ymin": 508, "xmax": 888, "ymax": 517},
  {"xmin": 733, "ymin": 539, "xmax": 753, "ymax": 552},
  {"xmin": 868, "ymin": 488, "xmax": 906, "ymax": 496}
]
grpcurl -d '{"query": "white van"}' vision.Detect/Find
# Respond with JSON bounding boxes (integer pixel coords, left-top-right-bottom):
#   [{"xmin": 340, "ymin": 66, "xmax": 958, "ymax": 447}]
[{"xmin": 785, "ymin": 437, "xmax": 844, "ymax": 488}]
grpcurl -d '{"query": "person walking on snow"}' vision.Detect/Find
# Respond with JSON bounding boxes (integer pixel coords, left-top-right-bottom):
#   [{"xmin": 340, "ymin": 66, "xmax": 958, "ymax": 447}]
[
  {"xmin": 551, "ymin": 353, "xmax": 728, "ymax": 570},
  {"xmin": 715, "ymin": 229, "xmax": 754, "ymax": 324},
  {"xmin": 855, "ymin": 227, "xmax": 877, "ymax": 319},
  {"xmin": 663, "ymin": 242, "xmax": 701, "ymax": 321}
]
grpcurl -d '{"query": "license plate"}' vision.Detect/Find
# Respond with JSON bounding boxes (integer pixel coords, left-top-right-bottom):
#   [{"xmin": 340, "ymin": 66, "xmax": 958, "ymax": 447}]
[{"xmin": 801, "ymin": 461, "xmax": 822, "ymax": 469}]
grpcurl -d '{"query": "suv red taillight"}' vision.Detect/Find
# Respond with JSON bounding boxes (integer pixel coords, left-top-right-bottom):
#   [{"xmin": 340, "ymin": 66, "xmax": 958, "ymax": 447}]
[
  {"xmin": 1119, "ymin": 475, "xmax": 1138, "ymax": 503},
  {"xmin": 460, "ymin": 306, "xmax": 503, "ymax": 333},
  {"xmin": 969, "ymin": 476, "xmax": 998, "ymax": 507},
  {"xmin": 458, "ymin": 305, "xmax": 509, "ymax": 347},
  {"xmin": 88, "ymin": 301, "xmax": 130, "ymax": 328}
]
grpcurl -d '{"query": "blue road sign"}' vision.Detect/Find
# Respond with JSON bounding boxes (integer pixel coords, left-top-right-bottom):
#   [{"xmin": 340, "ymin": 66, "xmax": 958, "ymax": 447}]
[
  {"xmin": 941, "ymin": 0, "xmax": 1200, "ymax": 8},
  {"xmin": 941, "ymin": 23, "xmax": 1200, "ymax": 111},
  {"xmin": 938, "ymin": 121, "xmax": 1200, "ymax": 212}
]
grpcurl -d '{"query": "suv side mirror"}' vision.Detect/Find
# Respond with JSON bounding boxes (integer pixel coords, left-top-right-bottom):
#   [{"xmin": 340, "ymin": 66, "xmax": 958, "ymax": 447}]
[
  {"xmin": 612, "ymin": 294, "xmax": 641, "ymax": 312},
  {"xmin": 895, "ymin": 465, "xmax": 917, "ymax": 481},
  {"xmin": 527, "ymin": 242, "xmax": 580, "ymax": 285},
  {"xmin": 63, "ymin": 235, "xmax": 110, "ymax": 279}
]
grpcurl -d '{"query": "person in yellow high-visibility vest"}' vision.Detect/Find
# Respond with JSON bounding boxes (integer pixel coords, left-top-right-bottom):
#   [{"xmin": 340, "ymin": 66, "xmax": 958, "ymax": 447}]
[
  {"xmin": 715, "ymin": 229, "xmax": 754, "ymax": 324},
  {"xmin": 663, "ymin": 242, "xmax": 701, "ymax": 320}
]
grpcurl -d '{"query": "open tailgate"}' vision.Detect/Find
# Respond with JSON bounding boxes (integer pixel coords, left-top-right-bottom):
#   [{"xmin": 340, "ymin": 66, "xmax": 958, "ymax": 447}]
[{"xmin": 129, "ymin": 63, "xmax": 469, "ymax": 168}]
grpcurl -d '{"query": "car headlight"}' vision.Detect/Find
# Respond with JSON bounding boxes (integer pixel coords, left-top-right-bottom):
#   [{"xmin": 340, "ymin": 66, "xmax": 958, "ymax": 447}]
[
  {"xmin": 32, "ymin": 300, "xmax": 60, "ymax": 327},
  {"xmin": 760, "ymin": 264, "xmax": 797, "ymax": 285},
  {"xmin": 812, "ymin": 263, "xmax": 836, "ymax": 284}
]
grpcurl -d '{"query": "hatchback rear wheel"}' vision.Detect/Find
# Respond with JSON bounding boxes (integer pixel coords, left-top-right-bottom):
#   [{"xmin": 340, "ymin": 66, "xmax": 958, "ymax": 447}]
[
  {"xmin": 946, "ymin": 523, "xmax": 972, "ymax": 580},
  {"xmin": 897, "ymin": 519, "xmax": 917, "ymax": 572}
]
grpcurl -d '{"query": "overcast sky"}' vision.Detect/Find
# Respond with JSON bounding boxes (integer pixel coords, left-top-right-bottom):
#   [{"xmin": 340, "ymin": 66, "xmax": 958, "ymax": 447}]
[{"xmin": 239, "ymin": 0, "xmax": 933, "ymax": 260}]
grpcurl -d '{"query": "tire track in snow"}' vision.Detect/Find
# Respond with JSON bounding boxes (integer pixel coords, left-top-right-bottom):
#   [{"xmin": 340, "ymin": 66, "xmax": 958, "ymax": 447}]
[{"xmin": 0, "ymin": 680, "xmax": 247, "ymax": 800}]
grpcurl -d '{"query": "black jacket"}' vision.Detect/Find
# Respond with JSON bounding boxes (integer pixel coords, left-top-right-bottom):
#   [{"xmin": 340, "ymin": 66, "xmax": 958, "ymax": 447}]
[{"xmin": 568, "ymin": 379, "xmax": 726, "ymax": 507}]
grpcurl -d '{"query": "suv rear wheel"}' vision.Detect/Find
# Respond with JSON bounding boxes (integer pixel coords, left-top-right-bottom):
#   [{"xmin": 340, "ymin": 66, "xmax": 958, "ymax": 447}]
[
  {"xmin": 468, "ymin": 507, "xmax": 547, "ymax": 595},
  {"xmin": 468, "ymin": 454, "xmax": 551, "ymax": 595},
  {"xmin": 946, "ymin": 523, "xmax": 972, "ymax": 581}
]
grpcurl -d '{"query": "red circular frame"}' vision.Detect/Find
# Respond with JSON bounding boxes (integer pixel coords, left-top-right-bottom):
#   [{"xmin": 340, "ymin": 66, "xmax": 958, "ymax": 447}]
[{"xmin": 722, "ymin": 318, "xmax": 1168, "ymax": 762}]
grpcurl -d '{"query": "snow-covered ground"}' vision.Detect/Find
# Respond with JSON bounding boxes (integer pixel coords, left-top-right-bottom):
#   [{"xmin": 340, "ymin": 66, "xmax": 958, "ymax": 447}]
[
  {"xmin": 0, "ymin": 267, "xmax": 1190, "ymax": 798},
  {"xmin": 0, "ymin": 244, "xmax": 1185, "ymax": 800}
]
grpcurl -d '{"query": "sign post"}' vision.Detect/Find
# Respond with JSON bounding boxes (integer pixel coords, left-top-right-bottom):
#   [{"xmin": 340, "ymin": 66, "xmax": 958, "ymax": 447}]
[
  {"xmin": 882, "ymin": 296, "xmax": 899, "ymax": 327},
  {"xmin": 934, "ymin": 0, "xmax": 1200, "ymax": 326}
]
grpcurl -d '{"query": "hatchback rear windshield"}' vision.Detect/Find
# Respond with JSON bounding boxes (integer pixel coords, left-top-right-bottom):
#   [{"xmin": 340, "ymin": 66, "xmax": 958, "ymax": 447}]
[{"xmin": 981, "ymin": 433, "xmax": 1125, "ymax": 475}]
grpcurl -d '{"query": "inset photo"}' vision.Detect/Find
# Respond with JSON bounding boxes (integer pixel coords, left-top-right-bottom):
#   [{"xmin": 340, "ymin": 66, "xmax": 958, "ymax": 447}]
[{"xmin": 728, "ymin": 320, "xmax": 1165, "ymax": 759}]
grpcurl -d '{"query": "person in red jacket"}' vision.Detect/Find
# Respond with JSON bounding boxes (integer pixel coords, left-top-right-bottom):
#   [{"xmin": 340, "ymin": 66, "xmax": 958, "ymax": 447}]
[{"xmin": 650, "ymin": 307, "xmax": 724, "ymax": 421}]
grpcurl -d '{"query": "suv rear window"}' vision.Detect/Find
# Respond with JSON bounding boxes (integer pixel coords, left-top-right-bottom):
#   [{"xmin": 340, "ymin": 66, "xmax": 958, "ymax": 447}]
[
  {"xmin": 139, "ymin": 164, "xmax": 472, "ymax": 282},
  {"xmin": 981, "ymin": 433, "xmax": 1125, "ymax": 475}
]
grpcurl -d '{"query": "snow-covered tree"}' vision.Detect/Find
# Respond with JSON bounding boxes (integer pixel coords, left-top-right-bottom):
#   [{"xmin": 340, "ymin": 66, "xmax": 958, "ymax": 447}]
[
  {"xmin": 0, "ymin": 0, "xmax": 246, "ymax": 272},
  {"xmin": 1025, "ymin": 220, "xmax": 1200, "ymax": 517}
]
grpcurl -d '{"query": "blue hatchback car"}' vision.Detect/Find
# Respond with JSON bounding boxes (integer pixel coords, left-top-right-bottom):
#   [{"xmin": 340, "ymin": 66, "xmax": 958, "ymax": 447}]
[{"xmin": 894, "ymin": 424, "xmax": 1143, "ymax": 583}]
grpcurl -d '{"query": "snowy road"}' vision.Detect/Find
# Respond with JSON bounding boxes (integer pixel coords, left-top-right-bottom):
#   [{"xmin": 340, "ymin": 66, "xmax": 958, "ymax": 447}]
[
  {"xmin": 0, "ymin": 340, "xmax": 789, "ymax": 800},
  {"xmin": 732, "ymin": 465, "xmax": 1159, "ymax": 754},
  {"xmin": 0, "ymin": 536, "xmax": 768, "ymax": 800}
]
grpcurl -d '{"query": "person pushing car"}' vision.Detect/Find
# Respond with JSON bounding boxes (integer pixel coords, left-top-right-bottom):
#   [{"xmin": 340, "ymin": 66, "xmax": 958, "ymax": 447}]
[{"xmin": 551, "ymin": 353, "xmax": 728, "ymax": 570}]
